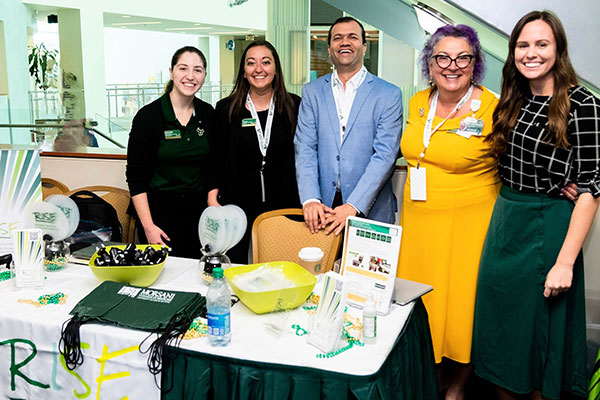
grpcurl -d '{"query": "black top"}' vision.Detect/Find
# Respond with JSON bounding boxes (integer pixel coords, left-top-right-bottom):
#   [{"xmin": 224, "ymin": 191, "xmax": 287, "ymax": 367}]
[
  {"xmin": 126, "ymin": 93, "xmax": 215, "ymax": 197},
  {"xmin": 208, "ymin": 94, "xmax": 301, "ymax": 214},
  {"xmin": 499, "ymin": 85, "xmax": 600, "ymax": 197}
]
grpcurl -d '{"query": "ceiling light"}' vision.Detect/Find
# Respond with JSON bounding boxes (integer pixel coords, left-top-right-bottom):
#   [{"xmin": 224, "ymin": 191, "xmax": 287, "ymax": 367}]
[
  {"xmin": 111, "ymin": 21, "xmax": 162, "ymax": 26},
  {"xmin": 413, "ymin": 2, "xmax": 453, "ymax": 34},
  {"xmin": 211, "ymin": 31, "xmax": 248, "ymax": 35},
  {"xmin": 165, "ymin": 27, "xmax": 212, "ymax": 31},
  {"xmin": 122, "ymin": 15, "xmax": 131, "ymax": 18}
]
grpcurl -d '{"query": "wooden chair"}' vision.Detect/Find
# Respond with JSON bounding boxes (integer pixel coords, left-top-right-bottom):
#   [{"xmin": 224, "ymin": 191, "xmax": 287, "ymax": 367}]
[
  {"xmin": 41, "ymin": 178, "xmax": 69, "ymax": 199},
  {"xmin": 66, "ymin": 185, "xmax": 135, "ymax": 243},
  {"xmin": 251, "ymin": 208, "xmax": 342, "ymax": 273}
]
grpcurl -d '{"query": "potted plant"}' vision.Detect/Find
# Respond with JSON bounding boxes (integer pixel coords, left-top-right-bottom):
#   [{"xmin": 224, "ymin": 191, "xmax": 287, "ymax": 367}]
[{"xmin": 28, "ymin": 43, "xmax": 58, "ymax": 90}]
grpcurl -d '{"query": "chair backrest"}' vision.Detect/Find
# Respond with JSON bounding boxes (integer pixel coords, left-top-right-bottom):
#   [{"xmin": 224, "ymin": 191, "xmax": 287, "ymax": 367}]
[
  {"xmin": 251, "ymin": 208, "xmax": 342, "ymax": 273},
  {"xmin": 41, "ymin": 178, "xmax": 69, "ymax": 199},
  {"xmin": 66, "ymin": 185, "xmax": 135, "ymax": 243}
]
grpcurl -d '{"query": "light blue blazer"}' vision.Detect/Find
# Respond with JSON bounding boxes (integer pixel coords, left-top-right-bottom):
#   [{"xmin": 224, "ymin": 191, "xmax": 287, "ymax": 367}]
[{"xmin": 294, "ymin": 71, "xmax": 403, "ymax": 224}]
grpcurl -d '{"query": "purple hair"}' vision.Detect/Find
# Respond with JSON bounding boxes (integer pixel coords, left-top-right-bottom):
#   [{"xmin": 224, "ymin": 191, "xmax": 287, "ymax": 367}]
[{"xmin": 419, "ymin": 24, "xmax": 485, "ymax": 85}]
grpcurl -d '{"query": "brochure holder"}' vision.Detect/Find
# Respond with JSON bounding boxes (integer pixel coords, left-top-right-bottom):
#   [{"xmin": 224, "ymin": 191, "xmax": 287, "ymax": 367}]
[{"xmin": 308, "ymin": 272, "xmax": 348, "ymax": 353}]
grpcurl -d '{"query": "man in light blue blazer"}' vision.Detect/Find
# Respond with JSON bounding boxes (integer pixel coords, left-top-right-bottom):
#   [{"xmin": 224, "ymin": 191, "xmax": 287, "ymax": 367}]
[{"xmin": 295, "ymin": 16, "xmax": 403, "ymax": 235}]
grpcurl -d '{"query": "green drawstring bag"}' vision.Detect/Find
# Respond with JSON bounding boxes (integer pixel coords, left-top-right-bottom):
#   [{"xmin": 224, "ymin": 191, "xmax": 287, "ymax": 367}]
[{"xmin": 59, "ymin": 281, "xmax": 206, "ymax": 376}]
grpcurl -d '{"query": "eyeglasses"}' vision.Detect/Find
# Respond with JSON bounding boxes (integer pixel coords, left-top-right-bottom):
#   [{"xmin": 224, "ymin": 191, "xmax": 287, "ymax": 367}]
[{"xmin": 432, "ymin": 54, "xmax": 474, "ymax": 69}]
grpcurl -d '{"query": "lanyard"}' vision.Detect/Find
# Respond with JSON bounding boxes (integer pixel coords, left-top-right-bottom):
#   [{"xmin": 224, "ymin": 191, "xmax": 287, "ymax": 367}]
[
  {"xmin": 246, "ymin": 92, "xmax": 275, "ymax": 158},
  {"xmin": 246, "ymin": 92, "xmax": 275, "ymax": 203},
  {"xmin": 331, "ymin": 67, "xmax": 367, "ymax": 139},
  {"xmin": 417, "ymin": 85, "xmax": 473, "ymax": 168}
]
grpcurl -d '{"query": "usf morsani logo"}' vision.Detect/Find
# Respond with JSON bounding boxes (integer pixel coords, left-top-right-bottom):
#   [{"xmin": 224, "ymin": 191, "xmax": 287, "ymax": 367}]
[
  {"xmin": 33, "ymin": 211, "xmax": 57, "ymax": 224},
  {"xmin": 137, "ymin": 288, "xmax": 176, "ymax": 304}
]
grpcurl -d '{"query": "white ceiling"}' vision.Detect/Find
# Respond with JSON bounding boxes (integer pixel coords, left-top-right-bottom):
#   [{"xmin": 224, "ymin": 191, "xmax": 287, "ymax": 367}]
[
  {"xmin": 25, "ymin": 4, "xmax": 264, "ymax": 37},
  {"xmin": 448, "ymin": 0, "xmax": 600, "ymax": 88}
]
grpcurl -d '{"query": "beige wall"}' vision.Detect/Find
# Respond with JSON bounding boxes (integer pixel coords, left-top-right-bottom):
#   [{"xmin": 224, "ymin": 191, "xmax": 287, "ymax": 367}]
[{"xmin": 40, "ymin": 155, "xmax": 127, "ymax": 191}]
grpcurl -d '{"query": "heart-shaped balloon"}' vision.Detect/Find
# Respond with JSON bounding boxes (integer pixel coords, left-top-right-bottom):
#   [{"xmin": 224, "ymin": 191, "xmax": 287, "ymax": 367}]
[
  {"xmin": 198, "ymin": 206, "xmax": 228, "ymax": 254},
  {"xmin": 223, "ymin": 205, "xmax": 247, "ymax": 251},
  {"xmin": 24, "ymin": 201, "xmax": 70, "ymax": 241},
  {"xmin": 45, "ymin": 195, "xmax": 80, "ymax": 238}
]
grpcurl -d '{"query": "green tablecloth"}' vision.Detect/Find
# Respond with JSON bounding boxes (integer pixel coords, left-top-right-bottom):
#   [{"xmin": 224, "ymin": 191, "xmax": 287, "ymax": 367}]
[{"xmin": 161, "ymin": 299, "xmax": 437, "ymax": 400}]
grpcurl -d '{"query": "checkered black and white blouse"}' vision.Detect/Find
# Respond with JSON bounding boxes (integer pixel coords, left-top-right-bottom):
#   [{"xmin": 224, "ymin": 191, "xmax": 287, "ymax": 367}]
[{"xmin": 499, "ymin": 85, "xmax": 600, "ymax": 198}]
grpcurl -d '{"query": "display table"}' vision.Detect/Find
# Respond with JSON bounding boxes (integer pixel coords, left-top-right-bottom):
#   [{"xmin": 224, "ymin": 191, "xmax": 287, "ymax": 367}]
[
  {"xmin": 162, "ymin": 299, "xmax": 436, "ymax": 400},
  {"xmin": 0, "ymin": 257, "xmax": 436, "ymax": 399}
]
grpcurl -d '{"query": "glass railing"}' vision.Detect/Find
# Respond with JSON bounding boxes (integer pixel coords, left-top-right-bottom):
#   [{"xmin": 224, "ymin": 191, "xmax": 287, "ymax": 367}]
[
  {"xmin": 29, "ymin": 89, "xmax": 62, "ymax": 121},
  {"xmin": 94, "ymin": 113, "xmax": 129, "ymax": 148},
  {"xmin": 0, "ymin": 117, "xmax": 127, "ymax": 152},
  {"xmin": 105, "ymin": 82, "xmax": 234, "ymax": 121},
  {"xmin": 1, "ymin": 84, "xmax": 429, "ymax": 153}
]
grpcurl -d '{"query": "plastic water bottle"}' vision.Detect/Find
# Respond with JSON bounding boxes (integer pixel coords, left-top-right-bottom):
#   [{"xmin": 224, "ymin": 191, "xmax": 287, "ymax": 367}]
[
  {"xmin": 362, "ymin": 293, "xmax": 377, "ymax": 344},
  {"xmin": 207, "ymin": 267, "xmax": 231, "ymax": 346}
]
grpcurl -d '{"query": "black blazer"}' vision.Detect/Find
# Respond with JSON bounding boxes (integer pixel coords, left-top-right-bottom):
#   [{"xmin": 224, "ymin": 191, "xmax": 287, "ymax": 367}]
[{"xmin": 208, "ymin": 94, "xmax": 301, "ymax": 214}]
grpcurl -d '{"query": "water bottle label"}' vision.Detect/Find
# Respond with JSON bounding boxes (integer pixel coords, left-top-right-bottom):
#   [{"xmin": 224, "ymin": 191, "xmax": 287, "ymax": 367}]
[
  {"xmin": 207, "ymin": 312, "xmax": 230, "ymax": 336},
  {"xmin": 363, "ymin": 315, "xmax": 376, "ymax": 338}
]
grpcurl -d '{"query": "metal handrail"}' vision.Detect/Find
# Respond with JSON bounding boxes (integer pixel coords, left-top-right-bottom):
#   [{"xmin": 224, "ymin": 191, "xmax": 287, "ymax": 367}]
[{"xmin": 0, "ymin": 123, "xmax": 126, "ymax": 149}]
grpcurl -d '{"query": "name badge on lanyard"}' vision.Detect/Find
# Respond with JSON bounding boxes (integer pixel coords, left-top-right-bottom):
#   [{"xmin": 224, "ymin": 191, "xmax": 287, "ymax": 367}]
[
  {"xmin": 410, "ymin": 167, "xmax": 427, "ymax": 201},
  {"xmin": 246, "ymin": 93, "xmax": 275, "ymax": 203},
  {"xmin": 246, "ymin": 93, "xmax": 274, "ymax": 156},
  {"xmin": 411, "ymin": 85, "xmax": 474, "ymax": 202}
]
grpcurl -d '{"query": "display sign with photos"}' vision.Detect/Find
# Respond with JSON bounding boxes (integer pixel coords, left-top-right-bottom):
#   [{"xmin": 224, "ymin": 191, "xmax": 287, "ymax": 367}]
[{"xmin": 340, "ymin": 216, "xmax": 402, "ymax": 315}]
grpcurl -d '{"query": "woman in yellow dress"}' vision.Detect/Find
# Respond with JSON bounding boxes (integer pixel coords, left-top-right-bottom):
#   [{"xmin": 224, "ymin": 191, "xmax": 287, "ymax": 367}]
[{"xmin": 396, "ymin": 24, "xmax": 499, "ymax": 399}]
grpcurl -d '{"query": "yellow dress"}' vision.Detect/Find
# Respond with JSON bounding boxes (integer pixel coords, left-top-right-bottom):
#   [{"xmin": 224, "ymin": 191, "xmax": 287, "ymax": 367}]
[{"xmin": 396, "ymin": 87, "xmax": 500, "ymax": 364}]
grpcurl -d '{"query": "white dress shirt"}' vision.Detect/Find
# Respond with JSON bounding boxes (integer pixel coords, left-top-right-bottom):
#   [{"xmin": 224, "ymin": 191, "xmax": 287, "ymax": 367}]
[{"xmin": 331, "ymin": 66, "xmax": 368, "ymax": 143}]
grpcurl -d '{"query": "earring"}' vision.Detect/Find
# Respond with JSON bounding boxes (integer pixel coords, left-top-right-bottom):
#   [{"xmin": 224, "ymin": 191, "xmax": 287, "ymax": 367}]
[
  {"xmin": 470, "ymin": 76, "xmax": 474, "ymax": 84},
  {"xmin": 428, "ymin": 78, "xmax": 433, "ymax": 86}
]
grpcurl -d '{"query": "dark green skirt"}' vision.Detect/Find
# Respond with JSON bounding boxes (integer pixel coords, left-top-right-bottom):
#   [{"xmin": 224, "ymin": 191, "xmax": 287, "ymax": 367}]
[{"xmin": 473, "ymin": 185, "xmax": 587, "ymax": 399}]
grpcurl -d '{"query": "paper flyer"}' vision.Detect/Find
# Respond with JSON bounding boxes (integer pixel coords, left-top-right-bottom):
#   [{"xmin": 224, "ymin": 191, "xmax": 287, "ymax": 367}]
[
  {"xmin": 340, "ymin": 216, "xmax": 402, "ymax": 315},
  {"xmin": 12, "ymin": 228, "xmax": 44, "ymax": 288}
]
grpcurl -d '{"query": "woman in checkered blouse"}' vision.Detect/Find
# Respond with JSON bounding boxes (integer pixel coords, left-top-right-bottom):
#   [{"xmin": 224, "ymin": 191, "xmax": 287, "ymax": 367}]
[{"xmin": 473, "ymin": 11, "xmax": 600, "ymax": 400}]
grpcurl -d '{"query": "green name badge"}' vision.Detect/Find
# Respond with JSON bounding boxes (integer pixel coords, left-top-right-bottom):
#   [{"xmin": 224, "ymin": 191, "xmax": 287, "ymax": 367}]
[
  {"xmin": 241, "ymin": 118, "xmax": 257, "ymax": 127},
  {"xmin": 456, "ymin": 117, "xmax": 484, "ymax": 138},
  {"xmin": 164, "ymin": 129, "xmax": 181, "ymax": 140}
]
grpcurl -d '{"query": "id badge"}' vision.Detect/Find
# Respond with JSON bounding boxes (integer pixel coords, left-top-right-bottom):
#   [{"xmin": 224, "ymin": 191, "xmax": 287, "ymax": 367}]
[
  {"xmin": 410, "ymin": 167, "xmax": 427, "ymax": 201},
  {"xmin": 241, "ymin": 118, "xmax": 257, "ymax": 127},
  {"xmin": 456, "ymin": 117, "xmax": 484, "ymax": 138},
  {"xmin": 164, "ymin": 129, "xmax": 181, "ymax": 140}
]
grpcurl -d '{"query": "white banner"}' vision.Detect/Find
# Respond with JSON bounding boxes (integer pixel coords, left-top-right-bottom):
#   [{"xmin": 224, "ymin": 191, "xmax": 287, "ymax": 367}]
[{"xmin": 0, "ymin": 149, "xmax": 43, "ymax": 256}]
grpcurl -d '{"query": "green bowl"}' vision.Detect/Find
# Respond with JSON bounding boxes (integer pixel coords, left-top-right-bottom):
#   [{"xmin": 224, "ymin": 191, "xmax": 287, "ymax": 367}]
[
  {"xmin": 88, "ymin": 244, "xmax": 166, "ymax": 287},
  {"xmin": 224, "ymin": 261, "xmax": 317, "ymax": 314}
]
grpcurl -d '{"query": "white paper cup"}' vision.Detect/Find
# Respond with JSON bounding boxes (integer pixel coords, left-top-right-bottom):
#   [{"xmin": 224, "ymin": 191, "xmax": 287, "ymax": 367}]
[{"xmin": 298, "ymin": 247, "xmax": 324, "ymax": 275}]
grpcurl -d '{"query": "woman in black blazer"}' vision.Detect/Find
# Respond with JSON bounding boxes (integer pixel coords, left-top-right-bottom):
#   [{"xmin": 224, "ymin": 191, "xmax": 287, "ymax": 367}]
[{"xmin": 208, "ymin": 41, "xmax": 300, "ymax": 263}]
